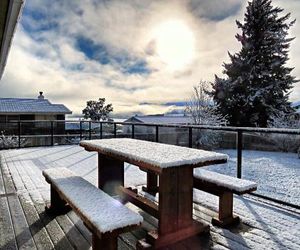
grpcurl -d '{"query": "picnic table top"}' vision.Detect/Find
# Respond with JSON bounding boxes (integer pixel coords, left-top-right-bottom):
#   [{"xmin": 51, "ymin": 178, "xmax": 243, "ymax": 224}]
[{"xmin": 79, "ymin": 138, "xmax": 228, "ymax": 171}]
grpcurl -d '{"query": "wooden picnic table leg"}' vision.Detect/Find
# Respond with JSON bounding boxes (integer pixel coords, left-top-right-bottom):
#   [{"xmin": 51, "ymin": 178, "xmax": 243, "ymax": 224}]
[
  {"xmin": 92, "ymin": 233, "xmax": 117, "ymax": 250},
  {"xmin": 142, "ymin": 171, "xmax": 158, "ymax": 196},
  {"xmin": 144, "ymin": 167, "xmax": 209, "ymax": 249},
  {"xmin": 98, "ymin": 153, "xmax": 124, "ymax": 196}
]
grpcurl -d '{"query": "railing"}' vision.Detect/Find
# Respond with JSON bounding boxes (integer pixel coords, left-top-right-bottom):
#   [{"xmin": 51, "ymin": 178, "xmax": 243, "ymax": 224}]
[{"xmin": 1, "ymin": 120, "xmax": 300, "ymax": 208}]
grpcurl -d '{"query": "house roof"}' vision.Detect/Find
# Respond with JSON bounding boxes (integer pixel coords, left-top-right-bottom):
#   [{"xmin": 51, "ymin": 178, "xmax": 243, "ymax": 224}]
[
  {"xmin": 125, "ymin": 115, "xmax": 193, "ymax": 125},
  {"xmin": 292, "ymin": 101, "xmax": 300, "ymax": 108},
  {"xmin": 292, "ymin": 101, "xmax": 300, "ymax": 113},
  {"xmin": 0, "ymin": 0, "xmax": 24, "ymax": 79},
  {"xmin": 0, "ymin": 98, "xmax": 72, "ymax": 114}
]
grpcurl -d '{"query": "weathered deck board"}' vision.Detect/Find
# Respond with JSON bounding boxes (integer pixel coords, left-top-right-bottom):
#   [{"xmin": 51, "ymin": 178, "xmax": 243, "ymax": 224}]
[
  {"xmin": 0, "ymin": 160, "xmax": 5, "ymax": 195},
  {"xmin": 1, "ymin": 158, "xmax": 36, "ymax": 250},
  {"xmin": 55, "ymin": 214, "xmax": 91, "ymax": 250},
  {"xmin": 0, "ymin": 156, "xmax": 18, "ymax": 250},
  {"xmin": 67, "ymin": 211, "xmax": 92, "ymax": 243},
  {"xmin": 7, "ymin": 195, "xmax": 37, "ymax": 250},
  {"xmin": 3, "ymin": 155, "xmax": 75, "ymax": 250},
  {"xmin": 0, "ymin": 196, "xmax": 18, "ymax": 250},
  {"xmin": 12, "ymin": 176, "xmax": 53, "ymax": 249},
  {"xmin": 18, "ymin": 192, "xmax": 54, "ymax": 250},
  {"xmin": 33, "ymin": 202, "xmax": 75, "ymax": 250}
]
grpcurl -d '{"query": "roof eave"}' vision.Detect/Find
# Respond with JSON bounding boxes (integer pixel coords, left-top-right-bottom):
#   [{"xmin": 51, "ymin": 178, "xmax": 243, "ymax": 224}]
[
  {"xmin": 0, "ymin": 111, "xmax": 72, "ymax": 115},
  {"xmin": 0, "ymin": 0, "xmax": 25, "ymax": 79}
]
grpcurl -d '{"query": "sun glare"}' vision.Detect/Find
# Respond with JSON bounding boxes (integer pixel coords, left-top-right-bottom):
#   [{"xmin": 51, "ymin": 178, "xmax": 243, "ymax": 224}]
[{"xmin": 152, "ymin": 19, "xmax": 195, "ymax": 71}]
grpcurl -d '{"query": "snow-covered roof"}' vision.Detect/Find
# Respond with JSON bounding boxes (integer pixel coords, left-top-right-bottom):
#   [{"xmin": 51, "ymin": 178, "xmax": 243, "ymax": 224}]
[
  {"xmin": 194, "ymin": 169, "xmax": 257, "ymax": 193},
  {"xmin": 124, "ymin": 115, "xmax": 193, "ymax": 124},
  {"xmin": 80, "ymin": 138, "xmax": 228, "ymax": 168},
  {"xmin": 43, "ymin": 167, "xmax": 143, "ymax": 233},
  {"xmin": 0, "ymin": 98, "xmax": 72, "ymax": 114},
  {"xmin": 292, "ymin": 101, "xmax": 300, "ymax": 113},
  {"xmin": 292, "ymin": 101, "xmax": 300, "ymax": 108}
]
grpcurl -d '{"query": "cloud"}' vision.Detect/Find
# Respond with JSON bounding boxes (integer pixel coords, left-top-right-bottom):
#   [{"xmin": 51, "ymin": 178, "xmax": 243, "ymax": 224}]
[
  {"xmin": 0, "ymin": 0, "xmax": 299, "ymax": 117},
  {"xmin": 189, "ymin": 0, "xmax": 243, "ymax": 21},
  {"xmin": 274, "ymin": 0, "xmax": 300, "ymax": 102}
]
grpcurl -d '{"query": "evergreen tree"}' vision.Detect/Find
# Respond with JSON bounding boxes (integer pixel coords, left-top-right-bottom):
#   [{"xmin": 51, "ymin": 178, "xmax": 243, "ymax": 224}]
[{"xmin": 212, "ymin": 0, "xmax": 298, "ymax": 127}]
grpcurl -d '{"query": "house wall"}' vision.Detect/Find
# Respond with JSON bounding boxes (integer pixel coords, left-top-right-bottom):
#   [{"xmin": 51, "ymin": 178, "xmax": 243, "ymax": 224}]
[
  {"xmin": 35, "ymin": 114, "xmax": 58, "ymax": 120},
  {"xmin": 0, "ymin": 114, "xmax": 35, "ymax": 122},
  {"xmin": 0, "ymin": 114, "xmax": 66, "ymax": 139},
  {"xmin": 0, "ymin": 114, "xmax": 66, "ymax": 122}
]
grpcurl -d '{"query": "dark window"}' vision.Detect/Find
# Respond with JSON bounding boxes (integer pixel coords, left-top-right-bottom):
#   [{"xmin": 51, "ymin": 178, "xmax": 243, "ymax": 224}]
[
  {"xmin": 57, "ymin": 115, "xmax": 65, "ymax": 120},
  {"xmin": 7, "ymin": 115, "xmax": 19, "ymax": 122},
  {"xmin": 20, "ymin": 115, "xmax": 35, "ymax": 121},
  {"xmin": 0, "ymin": 115, "xmax": 6, "ymax": 123}
]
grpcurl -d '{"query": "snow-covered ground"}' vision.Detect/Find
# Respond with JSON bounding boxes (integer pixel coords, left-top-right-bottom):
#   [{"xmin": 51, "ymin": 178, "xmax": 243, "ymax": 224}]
[{"xmin": 202, "ymin": 150, "xmax": 300, "ymax": 206}]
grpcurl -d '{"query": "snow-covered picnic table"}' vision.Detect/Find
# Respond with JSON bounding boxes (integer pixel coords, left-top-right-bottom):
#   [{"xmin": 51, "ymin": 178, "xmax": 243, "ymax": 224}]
[{"xmin": 80, "ymin": 138, "xmax": 228, "ymax": 248}]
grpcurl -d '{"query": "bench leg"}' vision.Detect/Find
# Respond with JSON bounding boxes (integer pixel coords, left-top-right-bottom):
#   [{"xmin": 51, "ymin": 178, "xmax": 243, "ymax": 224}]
[
  {"xmin": 45, "ymin": 186, "xmax": 71, "ymax": 215},
  {"xmin": 92, "ymin": 234, "xmax": 117, "ymax": 250},
  {"xmin": 212, "ymin": 192, "xmax": 240, "ymax": 227}
]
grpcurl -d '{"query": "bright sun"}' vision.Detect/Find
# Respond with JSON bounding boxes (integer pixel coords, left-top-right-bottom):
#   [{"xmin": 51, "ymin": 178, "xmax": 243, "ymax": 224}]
[{"xmin": 152, "ymin": 19, "xmax": 195, "ymax": 71}]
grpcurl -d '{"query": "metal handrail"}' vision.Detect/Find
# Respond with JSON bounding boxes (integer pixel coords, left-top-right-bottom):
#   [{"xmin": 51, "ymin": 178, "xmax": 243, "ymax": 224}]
[
  {"xmin": 1, "ymin": 120, "xmax": 299, "ymax": 134},
  {"xmin": 0, "ymin": 119, "xmax": 299, "ymax": 208}
]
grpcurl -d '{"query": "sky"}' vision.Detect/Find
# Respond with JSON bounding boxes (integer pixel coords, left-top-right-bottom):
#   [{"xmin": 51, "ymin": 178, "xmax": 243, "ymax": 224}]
[{"xmin": 0, "ymin": 0, "xmax": 300, "ymax": 117}]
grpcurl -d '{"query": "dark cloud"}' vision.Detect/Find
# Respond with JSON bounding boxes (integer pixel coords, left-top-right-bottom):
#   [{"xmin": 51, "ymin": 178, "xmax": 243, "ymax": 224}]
[{"xmin": 189, "ymin": 0, "xmax": 243, "ymax": 21}]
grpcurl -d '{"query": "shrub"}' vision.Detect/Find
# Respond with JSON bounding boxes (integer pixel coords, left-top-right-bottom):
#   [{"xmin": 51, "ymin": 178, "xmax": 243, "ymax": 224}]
[
  {"xmin": 268, "ymin": 112, "xmax": 300, "ymax": 153},
  {"xmin": 0, "ymin": 131, "xmax": 28, "ymax": 149}
]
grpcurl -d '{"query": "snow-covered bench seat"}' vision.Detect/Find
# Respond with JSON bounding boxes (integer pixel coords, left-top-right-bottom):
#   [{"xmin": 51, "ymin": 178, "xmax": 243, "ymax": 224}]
[
  {"xmin": 193, "ymin": 169, "xmax": 257, "ymax": 227},
  {"xmin": 43, "ymin": 167, "xmax": 143, "ymax": 250}
]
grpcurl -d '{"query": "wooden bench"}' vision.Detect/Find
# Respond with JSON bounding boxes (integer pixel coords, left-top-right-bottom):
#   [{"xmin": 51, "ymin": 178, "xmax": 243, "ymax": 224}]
[
  {"xmin": 42, "ymin": 167, "xmax": 143, "ymax": 250},
  {"xmin": 193, "ymin": 169, "xmax": 257, "ymax": 227}
]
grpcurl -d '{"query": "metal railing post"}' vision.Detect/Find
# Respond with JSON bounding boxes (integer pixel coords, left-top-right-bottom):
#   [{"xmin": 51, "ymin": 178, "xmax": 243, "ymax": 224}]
[
  {"xmin": 114, "ymin": 123, "xmax": 117, "ymax": 138},
  {"xmin": 131, "ymin": 124, "xmax": 135, "ymax": 139},
  {"xmin": 89, "ymin": 121, "xmax": 92, "ymax": 140},
  {"xmin": 100, "ymin": 122, "xmax": 103, "ymax": 139},
  {"xmin": 155, "ymin": 125, "xmax": 159, "ymax": 142},
  {"xmin": 80, "ymin": 121, "xmax": 82, "ymax": 140},
  {"xmin": 236, "ymin": 130, "xmax": 243, "ymax": 179},
  {"xmin": 18, "ymin": 121, "xmax": 21, "ymax": 148},
  {"xmin": 188, "ymin": 127, "xmax": 193, "ymax": 148},
  {"xmin": 51, "ymin": 121, "xmax": 54, "ymax": 146}
]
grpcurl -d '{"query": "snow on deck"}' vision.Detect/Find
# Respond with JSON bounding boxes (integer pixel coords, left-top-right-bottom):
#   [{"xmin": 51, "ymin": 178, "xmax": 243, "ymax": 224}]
[
  {"xmin": 80, "ymin": 138, "xmax": 228, "ymax": 168},
  {"xmin": 1, "ymin": 145, "xmax": 300, "ymax": 249}
]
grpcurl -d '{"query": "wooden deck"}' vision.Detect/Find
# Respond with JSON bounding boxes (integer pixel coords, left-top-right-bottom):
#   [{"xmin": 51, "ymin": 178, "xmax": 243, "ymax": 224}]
[{"xmin": 0, "ymin": 145, "xmax": 299, "ymax": 250}]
